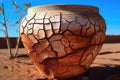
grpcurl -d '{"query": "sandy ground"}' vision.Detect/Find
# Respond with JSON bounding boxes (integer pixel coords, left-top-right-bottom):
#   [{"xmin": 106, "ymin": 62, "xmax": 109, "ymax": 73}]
[{"xmin": 0, "ymin": 43, "xmax": 120, "ymax": 80}]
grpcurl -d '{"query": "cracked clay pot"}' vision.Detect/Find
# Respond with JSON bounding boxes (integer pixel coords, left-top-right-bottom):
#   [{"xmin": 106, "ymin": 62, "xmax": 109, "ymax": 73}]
[{"xmin": 20, "ymin": 5, "xmax": 106, "ymax": 79}]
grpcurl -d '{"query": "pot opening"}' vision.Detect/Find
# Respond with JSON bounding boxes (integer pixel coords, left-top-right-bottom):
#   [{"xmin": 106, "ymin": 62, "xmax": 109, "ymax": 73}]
[{"xmin": 28, "ymin": 4, "xmax": 99, "ymax": 14}]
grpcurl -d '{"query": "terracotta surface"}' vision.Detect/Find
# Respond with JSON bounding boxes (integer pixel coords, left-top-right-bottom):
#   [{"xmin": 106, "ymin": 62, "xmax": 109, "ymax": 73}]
[{"xmin": 20, "ymin": 5, "xmax": 106, "ymax": 79}]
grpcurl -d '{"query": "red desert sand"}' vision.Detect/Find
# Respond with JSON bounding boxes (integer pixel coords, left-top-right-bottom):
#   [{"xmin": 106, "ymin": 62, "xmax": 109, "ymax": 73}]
[{"xmin": 0, "ymin": 43, "xmax": 120, "ymax": 80}]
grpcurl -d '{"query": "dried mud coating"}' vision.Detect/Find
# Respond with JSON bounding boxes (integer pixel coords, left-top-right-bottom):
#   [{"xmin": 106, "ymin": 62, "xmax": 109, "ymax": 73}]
[{"xmin": 21, "ymin": 10, "xmax": 106, "ymax": 79}]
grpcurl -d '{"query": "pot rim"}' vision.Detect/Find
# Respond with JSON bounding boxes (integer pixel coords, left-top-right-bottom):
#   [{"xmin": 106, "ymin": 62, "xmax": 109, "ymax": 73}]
[{"xmin": 28, "ymin": 4, "xmax": 99, "ymax": 14}]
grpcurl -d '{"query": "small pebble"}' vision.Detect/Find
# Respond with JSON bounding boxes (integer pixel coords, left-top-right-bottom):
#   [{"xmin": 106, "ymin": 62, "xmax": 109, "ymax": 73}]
[{"xmin": 3, "ymin": 65, "xmax": 8, "ymax": 69}]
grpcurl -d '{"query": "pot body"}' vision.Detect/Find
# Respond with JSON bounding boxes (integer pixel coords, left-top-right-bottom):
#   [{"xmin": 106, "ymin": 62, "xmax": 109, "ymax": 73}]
[{"xmin": 20, "ymin": 5, "xmax": 106, "ymax": 79}]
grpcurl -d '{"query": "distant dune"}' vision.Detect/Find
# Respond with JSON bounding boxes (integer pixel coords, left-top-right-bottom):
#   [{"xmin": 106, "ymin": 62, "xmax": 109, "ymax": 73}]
[
  {"xmin": 0, "ymin": 35, "xmax": 120, "ymax": 48},
  {"xmin": 105, "ymin": 35, "xmax": 120, "ymax": 43},
  {"xmin": 0, "ymin": 37, "xmax": 24, "ymax": 48}
]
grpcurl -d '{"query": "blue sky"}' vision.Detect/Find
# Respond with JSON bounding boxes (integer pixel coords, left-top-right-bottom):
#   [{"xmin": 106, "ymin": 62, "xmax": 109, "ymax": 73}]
[{"xmin": 0, "ymin": 0, "xmax": 120, "ymax": 37}]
